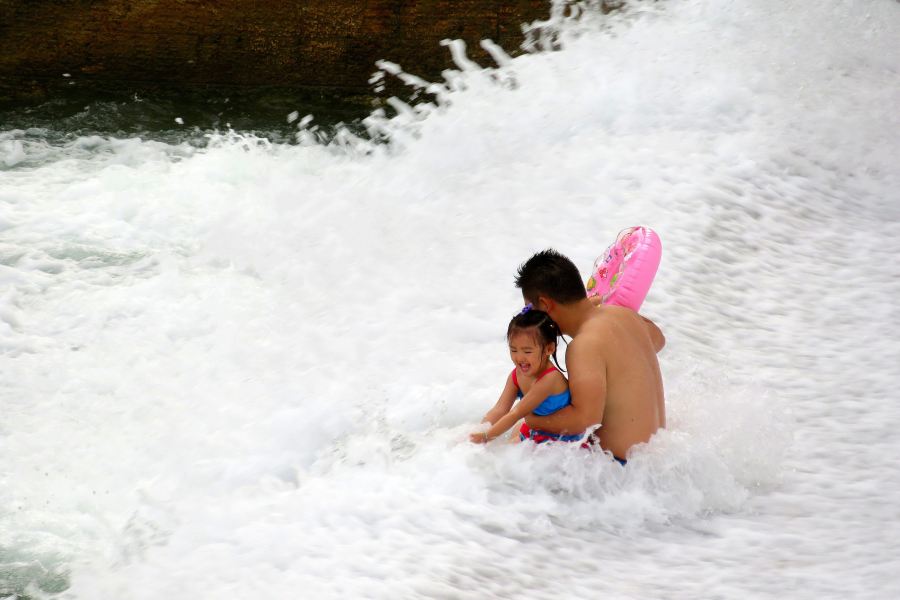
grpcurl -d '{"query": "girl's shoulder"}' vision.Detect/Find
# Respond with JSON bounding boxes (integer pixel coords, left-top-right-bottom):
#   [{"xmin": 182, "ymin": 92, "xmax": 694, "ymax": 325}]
[
  {"xmin": 541, "ymin": 368, "xmax": 569, "ymax": 391},
  {"xmin": 544, "ymin": 367, "xmax": 568, "ymax": 381},
  {"xmin": 511, "ymin": 367, "xmax": 535, "ymax": 390},
  {"xmin": 509, "ymin": 368, "xmax": 525, "ymax": 390}
]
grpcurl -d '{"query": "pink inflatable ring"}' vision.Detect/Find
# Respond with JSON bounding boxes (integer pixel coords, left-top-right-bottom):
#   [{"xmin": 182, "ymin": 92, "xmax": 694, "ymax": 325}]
[{"xmin": 586, "ymin": 227, "xmax": 662, "ymax": 312}]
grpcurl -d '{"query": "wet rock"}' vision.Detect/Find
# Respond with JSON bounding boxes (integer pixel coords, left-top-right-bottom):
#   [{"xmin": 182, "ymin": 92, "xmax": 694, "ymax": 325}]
[{"xmin": 0, "ymin": 0, "xmax": 549, "ymax": 102}]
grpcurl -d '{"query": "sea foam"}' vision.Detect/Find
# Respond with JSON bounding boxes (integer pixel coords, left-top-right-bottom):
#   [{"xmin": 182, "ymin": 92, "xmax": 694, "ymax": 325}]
[{"xmin": 2, "ymin": 0, "xmax": 899, "ymax": 597}]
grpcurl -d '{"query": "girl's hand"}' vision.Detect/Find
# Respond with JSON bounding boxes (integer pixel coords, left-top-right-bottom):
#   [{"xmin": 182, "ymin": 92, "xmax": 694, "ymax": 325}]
[{"xmin": 469, "ymin": 431, "xmax": 490, "ymax": 444}]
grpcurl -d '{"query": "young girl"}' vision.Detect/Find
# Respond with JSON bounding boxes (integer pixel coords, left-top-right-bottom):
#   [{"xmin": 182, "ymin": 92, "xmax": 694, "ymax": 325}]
[{"xmin": 470, "ymin": 305, "xmax": 586, "ymax": 445}]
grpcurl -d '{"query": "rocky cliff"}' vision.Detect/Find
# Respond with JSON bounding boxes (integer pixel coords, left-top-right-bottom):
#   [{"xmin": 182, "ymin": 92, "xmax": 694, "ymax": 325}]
[{"xmin": 0, "ymin": 0, "xmax": 550, "ymax": 101}]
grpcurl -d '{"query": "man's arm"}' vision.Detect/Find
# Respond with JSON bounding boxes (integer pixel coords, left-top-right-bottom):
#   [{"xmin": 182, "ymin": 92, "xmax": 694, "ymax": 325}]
[
  {"xmin": 641, "ymin": 315, "xmax": 665, "ymax": 353},
  {"xmin": 523, "ymin": 338, "xmax": 606, "ymax": 435}
]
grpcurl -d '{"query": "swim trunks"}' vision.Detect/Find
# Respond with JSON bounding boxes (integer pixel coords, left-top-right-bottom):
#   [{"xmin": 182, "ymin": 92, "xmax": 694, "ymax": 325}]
[
  {"xmin": 518, "ymin": 423, "xmax": 626, "ymax": 466},
  {"xmin": 519, "ymin": 423, "xmax": 588, "ymax": 446}
]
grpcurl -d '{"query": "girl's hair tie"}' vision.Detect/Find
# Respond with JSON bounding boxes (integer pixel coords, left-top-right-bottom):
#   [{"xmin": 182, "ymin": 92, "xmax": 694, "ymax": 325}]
[{"xmin": 520, "ymin": 303, "xmax": 533, "ymax": 315}]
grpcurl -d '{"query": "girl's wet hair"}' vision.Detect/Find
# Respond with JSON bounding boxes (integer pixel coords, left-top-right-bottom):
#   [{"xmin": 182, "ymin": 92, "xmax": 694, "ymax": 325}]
[{"xmin": 506, "ymin": 309, "xmax": 564, "ymax": 371}]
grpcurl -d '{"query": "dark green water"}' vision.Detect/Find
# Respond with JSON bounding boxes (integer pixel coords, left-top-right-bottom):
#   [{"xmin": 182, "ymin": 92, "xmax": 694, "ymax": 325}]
[
  {"xmin": 0, "ymin": 556, "xmax": 68, "ymax": 600},
  {"xmin": 0, "ymin": 88, "xmax": 376, "ymax": 145}
]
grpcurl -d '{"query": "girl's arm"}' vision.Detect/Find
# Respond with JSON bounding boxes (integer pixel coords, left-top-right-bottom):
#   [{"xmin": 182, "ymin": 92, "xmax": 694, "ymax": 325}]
[
  {"xmin": 471, "ymin": 374, "xmax": 562, "ymax": 443},
  {"xmin": 479, "ymin": 372, "xmax": 519, "ymax": 426}
]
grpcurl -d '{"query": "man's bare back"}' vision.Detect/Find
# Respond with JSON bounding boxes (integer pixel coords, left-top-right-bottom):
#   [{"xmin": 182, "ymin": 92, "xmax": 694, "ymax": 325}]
[
  {"xmin": 512, "ymin": 248, "xmax": 665, "ymax": 461},
  {"xmin": 523, "ymin": 300, "xmax": 665, "ymax": 460}
]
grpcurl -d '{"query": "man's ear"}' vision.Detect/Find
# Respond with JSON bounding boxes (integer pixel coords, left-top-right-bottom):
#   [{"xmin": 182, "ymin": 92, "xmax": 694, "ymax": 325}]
[{"xmin": 539, "ymin": 297, "xmax": 556, "ymax": 315}]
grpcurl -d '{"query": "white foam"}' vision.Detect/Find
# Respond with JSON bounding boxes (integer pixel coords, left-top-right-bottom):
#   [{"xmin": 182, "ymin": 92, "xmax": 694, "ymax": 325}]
[
  {"xmin": 1, "ymin": 137, "xmax": 27, "ymax": 168},
  {"xmin": 2, "ymin": 0, "xmax": 899, "ymax": 597}
]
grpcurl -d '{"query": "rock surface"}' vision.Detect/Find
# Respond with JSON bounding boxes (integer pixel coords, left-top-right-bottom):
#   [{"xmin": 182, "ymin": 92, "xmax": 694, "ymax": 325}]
[{"xmin": 0, "ymin": 0, "xmax": 550, "ymax": 101}]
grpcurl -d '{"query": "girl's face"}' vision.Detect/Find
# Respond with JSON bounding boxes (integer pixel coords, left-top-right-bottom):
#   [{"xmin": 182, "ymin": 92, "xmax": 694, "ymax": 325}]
[{"xmin": 508, "ymin": 331, "xmax": 553, "ymax": 377}]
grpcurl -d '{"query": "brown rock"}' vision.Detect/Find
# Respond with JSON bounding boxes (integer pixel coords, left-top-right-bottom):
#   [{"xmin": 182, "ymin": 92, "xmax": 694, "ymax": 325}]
[{"xmin": 0, "ymin": 0, "xmax": 549, "ymax": 102}]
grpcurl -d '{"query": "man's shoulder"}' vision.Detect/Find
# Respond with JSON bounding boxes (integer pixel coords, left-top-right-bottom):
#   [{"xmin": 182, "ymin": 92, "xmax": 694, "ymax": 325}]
[
  {"xmin": 568, "ymin": 318, "xmax": 608, "ymax": 353},
  {"xmin": 573, "ymin": 306, "xmax": 639, "ymax": 347},
  {"xmin": 578, "ymin": 305, "xmax": 633, "ymax": 333}
]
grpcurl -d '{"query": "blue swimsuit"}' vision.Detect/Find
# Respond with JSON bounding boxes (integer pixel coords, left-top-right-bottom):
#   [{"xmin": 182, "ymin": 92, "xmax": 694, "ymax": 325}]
[
  {"xmin": 514, "ymin": 367, "xmax": 627, "ymax": 465},
  {"xmin": 513, "ymin": 367, "xmax": 572, "ymax": 415},
  {"xmin": 514, "ymin": 367, "xmax": 581, "ymax": 443}
]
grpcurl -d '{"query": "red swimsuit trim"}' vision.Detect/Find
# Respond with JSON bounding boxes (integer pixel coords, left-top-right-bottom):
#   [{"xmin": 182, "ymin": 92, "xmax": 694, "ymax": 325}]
[{"xmin": 511, "ymin": 365, "xmax": 558, "ymax": 389}]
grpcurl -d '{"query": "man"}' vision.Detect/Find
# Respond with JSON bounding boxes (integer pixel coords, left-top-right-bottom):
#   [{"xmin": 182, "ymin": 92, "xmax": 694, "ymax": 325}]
[{"xmin": 517, "ymin": 249, "xmax": 666, "ymax": 463}]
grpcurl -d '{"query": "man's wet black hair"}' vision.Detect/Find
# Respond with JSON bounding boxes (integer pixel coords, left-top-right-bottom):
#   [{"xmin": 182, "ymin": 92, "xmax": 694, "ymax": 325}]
[
  {"xmin": 507, "ymin": 309, "xmax": 563, "ymax": 371},
  {"xmin": 515, "ymin": 249, "xmax": 587, "ymax": 305}
]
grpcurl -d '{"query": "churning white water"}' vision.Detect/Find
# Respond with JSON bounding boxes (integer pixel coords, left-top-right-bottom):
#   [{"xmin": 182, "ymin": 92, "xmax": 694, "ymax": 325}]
[{"xmin": 2, "ymin": 0, "xmax": 899, "ymax": 597}]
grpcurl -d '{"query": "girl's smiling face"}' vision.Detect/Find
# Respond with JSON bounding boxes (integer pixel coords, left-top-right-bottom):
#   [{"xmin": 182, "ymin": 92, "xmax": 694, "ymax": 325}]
[{"xmin": 508, "ymin": 330, "xmax": 554, "ymax": 377}]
